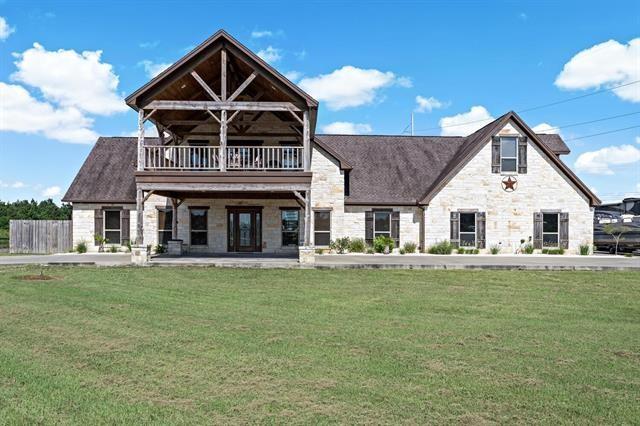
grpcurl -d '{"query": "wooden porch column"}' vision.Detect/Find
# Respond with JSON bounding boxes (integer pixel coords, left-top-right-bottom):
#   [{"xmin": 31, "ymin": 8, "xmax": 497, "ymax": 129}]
[
  {"xmin": 304, "ymin": 189, "xmax": 311, "ymax": 246},
  {"xmin": 220, "ymin": 109, "xmax": 227, "ymax": 171},
  {"xmin": 136, "ymin": 188, "xmax": 144, "ymax": 245},
  {"xmin": 137, "ymin": 108, "xmax": 145, "ymax": 171},
  {"xmin": 303, "ymin": 110, "xmax": 311, "ymax": 171},
  {"xmin": 171, "ymin": 198, "xmax": 179, "ymax": 240}
]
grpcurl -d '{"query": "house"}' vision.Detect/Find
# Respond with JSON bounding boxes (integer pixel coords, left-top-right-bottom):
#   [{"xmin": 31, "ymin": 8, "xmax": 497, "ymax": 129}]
[{"xmin": 63, "ymin": 30, "xmax": 599, "ymax": 259}]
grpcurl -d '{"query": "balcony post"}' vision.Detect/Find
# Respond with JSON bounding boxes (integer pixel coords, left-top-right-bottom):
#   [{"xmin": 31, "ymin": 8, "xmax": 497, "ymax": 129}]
[
  {"xmin": 135, "ymin": 109, "xmax": 145, "ymax": 246},
  {"xmin": 220, "ymin": 110, "xmax": 227, "ymax": 172},
  {"xmin": 303, "ymin": 110, "xmax": 310, "ymax": 171},
  {"xmin": 137, "ymin": 109, "xmax": 145, "ymax": 171},
  {"xmin": 304, "ymin": 189, "xmax": 311, "ymax": 246}
]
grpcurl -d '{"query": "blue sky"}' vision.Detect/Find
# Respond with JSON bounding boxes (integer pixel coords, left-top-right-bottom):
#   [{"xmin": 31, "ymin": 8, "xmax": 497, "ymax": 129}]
[{"xmin": 0, "ymin": 0, "xmax": 638, "ymax": 204}]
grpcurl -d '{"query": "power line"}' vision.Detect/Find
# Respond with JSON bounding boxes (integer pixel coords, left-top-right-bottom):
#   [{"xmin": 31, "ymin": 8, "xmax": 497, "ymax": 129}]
[
  {"xmin": 563, "ymin": 125, "xmax": 640, "ymax": 142},
  {"xmin": 405, "ymin": 79, "xmax": 640, "ymax": 134},
  {"xmin": 533, "ymin": 111, "xmax": 640, "ymax": 133}
]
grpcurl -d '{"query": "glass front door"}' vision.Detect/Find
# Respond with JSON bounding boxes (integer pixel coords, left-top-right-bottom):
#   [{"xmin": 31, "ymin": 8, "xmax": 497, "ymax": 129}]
[{"xmin": 227, "ymin": 208, "xmax": 262, "ymax": 252}]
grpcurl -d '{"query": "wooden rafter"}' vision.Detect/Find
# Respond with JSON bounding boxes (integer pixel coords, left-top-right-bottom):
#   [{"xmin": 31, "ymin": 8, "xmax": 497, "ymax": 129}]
[
  {"xmin": 190, "ymin": 71, "xmax": 221, "ymax": 102},
  {"xmin": 145, "ymin": 100, "xmax": 302, "ymax": 112},
  {"xmin": 227, "ymin": 72, "xmax": 257, "ymax": 102}
]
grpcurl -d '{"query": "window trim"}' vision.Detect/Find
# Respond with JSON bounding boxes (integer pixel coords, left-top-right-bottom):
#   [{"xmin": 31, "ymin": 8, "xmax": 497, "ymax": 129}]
[
  {"xmin": 313, "ymin": 210, "xmax": 331, "ymax": 247},
  {"xmin": 542, "ymin": 212, "xmax": 560, "ymax": 248},
  {"xmin": 281, "ymin": 208, "xmax": 300, "ymax": 247},
  {"xmin": 189, "ymin": 208, "xmax": 209, "ymax": 247},
  {"xmin": 500, "ymin": 136, "xmax": 518, "ymax": 174},
  {"xmin": 157, "ymin": 208, "xmax": 173, "ymax": 245},
  {"xmin": 373, "ymin": 209, "xmax": 392, "ymax": 239},
  {"xmin": 459, "ymin": 212, "xmax": 477, "ymax": 248},
  {"xmin": 103, "ymin": 209, "xmax": 121, "ymax": 245}
]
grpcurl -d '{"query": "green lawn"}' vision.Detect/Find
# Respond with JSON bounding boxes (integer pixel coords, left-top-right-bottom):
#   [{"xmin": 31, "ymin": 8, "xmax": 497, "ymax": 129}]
[{"xmin": 0, "ymin": 267, "xmax": 638, "ymax": 424}]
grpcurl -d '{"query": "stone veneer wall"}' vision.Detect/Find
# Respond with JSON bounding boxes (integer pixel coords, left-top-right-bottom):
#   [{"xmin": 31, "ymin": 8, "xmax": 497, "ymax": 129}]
[
  {"xmin": 71, "ymin": 203, "xmax": 137, "ymax": 252},
  {"xmin": 309, "ymin": 147, "xmax": 346, "ymax": 244},
  {"xmin": 343, "ymin": 206, "xmax": 422, "ymax": 249},
  {"xmin": 424, "ymin": 120, "xmax": 594, "ymax": 254}
]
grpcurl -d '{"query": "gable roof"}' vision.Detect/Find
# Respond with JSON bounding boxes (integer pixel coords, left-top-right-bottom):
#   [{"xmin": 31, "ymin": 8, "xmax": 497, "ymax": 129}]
[{"xmin": 125, "ymin": 29, "xmax": 318, "ymax": 110}]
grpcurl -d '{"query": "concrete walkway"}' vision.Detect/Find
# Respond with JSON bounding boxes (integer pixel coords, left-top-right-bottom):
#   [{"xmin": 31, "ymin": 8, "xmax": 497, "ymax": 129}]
[{"xmin": 0, "ymin": 252, "xmax": 638, "ymax": 270}]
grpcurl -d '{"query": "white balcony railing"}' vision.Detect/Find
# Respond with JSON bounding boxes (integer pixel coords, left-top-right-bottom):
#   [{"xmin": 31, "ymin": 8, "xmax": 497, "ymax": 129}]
[{"xmin": 142, "ymin": 145, "xmax": 304, "ymax": 171}]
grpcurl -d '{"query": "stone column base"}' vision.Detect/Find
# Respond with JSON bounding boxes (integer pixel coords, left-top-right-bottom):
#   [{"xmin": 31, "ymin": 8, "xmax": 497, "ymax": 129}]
[
  {"xmin": 131, "ymin": 245, "xmax": 149, "ymax": 266},
  {"xmin": 167, "ymin": 240, "xmax": 183, "ymax": 256},
  {"xmin": 298, "ymin": 246, "xmax": 315, "ymax": 264}
]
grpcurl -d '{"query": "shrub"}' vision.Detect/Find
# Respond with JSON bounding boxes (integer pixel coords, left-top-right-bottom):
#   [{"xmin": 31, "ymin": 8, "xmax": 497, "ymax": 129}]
[
  {"xmin": 470, "ymin": 248, "xmax": 479, "ymax": 254},
  {"xmin": 624, "ymin": 253, "xmax": 632, "ymax": 258},
  {"xmin": 330, "ymin": 237, "xmax": 351, "ymax": 254},
  {"xmin": 125, "ymin": 240, "xmax": 132, "ymax": 253},
  {"xmin": 315, "ymin": 248, "xmax": 325, "ymax": 255},
  {"xmin": 403, "ymin": 241, "xmax": 417, "ymax": 254},
  {"xmin": 155, "ymin": 244, "xmax": 167, "ymax": 254},
  {"xmin": 373, "ymin": 235, "xmax": 395, "ymax": 254},
  {"xmin": 456, "ymin": 247, "xmax": 466, "ymax": 254},
  {"xmin": 349, "ymin": 238, "xmax": 366, "ymax": 253},
  {"xmin": 489, "ymin": 244, "xmax": 500, "ymax": 255},
  {"xmin": 399, "ymin": 248, "xmax": 406, "ymax": 255},
  {"xmin": 94, "ymin": 235, "xmax": 107, "ymax": 252},
  {"xmin": 366, "ymin": 247, "xmax": 375, "ymax": 254},
  {"xmin": 108, "ymin": 245, "xmax": 119, "ymax": 253},
  {"xmin": 76, "ymin": 241, "xmax": 87, "ymax": 254},
  {"xmin": 523, "ymin": 243, "xmax": 535, "ymax": 254},
  {"xmin": 542, "ymin": 248, "xmax": 565, "ymax": 255},
  {"xmin": 428, "ymin": 240, "xmax": 453, "ymax": 255},
  {"xmin": 579, "ymin": 243, "xmax": 590, "ymax": 256}
]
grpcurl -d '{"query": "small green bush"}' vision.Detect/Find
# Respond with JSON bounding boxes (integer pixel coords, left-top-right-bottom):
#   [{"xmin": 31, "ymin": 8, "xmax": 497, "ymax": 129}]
[
  {"xmin": 457, "ymin": 247, "xmax": 480, "ymax": 255},
  {"xmin": 457, "ymin": 247, "xmax": 466, "ymax": 254},
  {"xmin": 155, "ymin": 244, "xmax": 167, "ymax": 254},
  {"xmin": 315, "ymin": 248, "xmax": 325, "ymax": 255},
  {"xmin": 523, "ymin": 243, "xmax": 535, "ymax": 254},
  {"xmin": 108, "ymin": 245, "xmax": 119, "ymax": 253},
  {"xmin": 428, "ymin": 240, "xmax": 453, "ymax": 255},
  {"xmin": 542, "ymin": 248, "xmax": 565, "ymax": 255},
  {"xmin": 125, "ymin": 240, "xmax": 132, "ymax": 253},
  {"xmin": 489, "ymin": 244, "xmax": 500, "ymax": 255},
  {"xmin": 366, "ymin": 247, "xmax": 375, "ymax": 254},
  {"xmin": 349, "ymin": 238, "xmax": 366, "ymax": 253},
  {"xmin": 76, "ymin": 241, "xmax": 87, "ymax": 254},
  {"xmin": 330, "ymin": 237, "xmax": 351, "ymax": 254},
  {"xmin": 373, "ymin": 235, "xmax": 395, "ymax": 254},
  {"xmin": 403, "ymin": 241, "xmax": 417, "ymax": 254},
  {"xmin": 624, "ymin": 253, "xmax": 632, "ymax": 258},
  {"xmin": 579, "ymin": 244, "xmax": 590, "ymax": 256}
]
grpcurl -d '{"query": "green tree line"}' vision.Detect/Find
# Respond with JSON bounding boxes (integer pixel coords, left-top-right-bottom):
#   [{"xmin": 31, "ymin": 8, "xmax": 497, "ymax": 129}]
[{"xmin": 0, "ymin": 200, "xmax": 72, "ymax": 230}]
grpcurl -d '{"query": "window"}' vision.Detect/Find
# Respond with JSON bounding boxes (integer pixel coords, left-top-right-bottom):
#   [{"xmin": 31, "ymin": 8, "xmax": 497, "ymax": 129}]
[
  {"xmin": 104, "ymin": 210, "xmax": 121, "ymax": 245},
  {"xmin": 459, "ymin": 212, "xmax": 476, "ymax": 247},
  {"xmin": 543, "ymin": 213, "xmax": 559, "ymax": 247},
  {"xmin": 158, "ymin": 209, "xmax": 173, "ymax": 245},
  {"xmin": 314, "ymin": 210, "xmax": 331, "ymax": 246},
  {"xmin": 281, "ymin": 209, "xmax": 300, "ymax": 246},
  {"xmin": 500, "ymin": 137, "xmax": 518, "ymax": 173},
  {"xmin": 190, "ymin": 208, "xmax": 208, "ymax": 246},
  {"xmin": 374, "ymin": 211, "xmax": 391, "ymax": 239}
]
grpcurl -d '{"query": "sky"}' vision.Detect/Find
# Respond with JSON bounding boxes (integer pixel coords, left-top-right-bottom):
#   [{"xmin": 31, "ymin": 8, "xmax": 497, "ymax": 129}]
[{"xmin": 0, "ymin": 0, "xmax": 639, "ymax": 204}]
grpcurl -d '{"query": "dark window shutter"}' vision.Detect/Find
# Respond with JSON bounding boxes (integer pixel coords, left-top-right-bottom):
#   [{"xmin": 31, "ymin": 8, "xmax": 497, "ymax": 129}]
[
  {"xmin": 533, "ymin": 212, "xmax": 543, "ymax": 249},
  {"xmin": 491, "ymin": 136, "xmax": 501, "ymax": 173},
  {"xmin": 476, "ymin": 212, "xmax": 486, "ymax": 249},
  {"xmin": 450, "ymin": 211, "xmax": 460, "ymax": 248},
  {"xmin": 365, "ymin": 211, "xmax": 373, "ymax": 246},
  {"xmin": 121, "ymin": 209, "xmax": 130, "ymax": 245},
  {"xmin": 94, "ymin": 208, "xmax": 103, "ymax": 246},
  {"xmin": 391, "ymin": 211, "xmax": 400, "ymax": 248},
  {"xmin": 559, "ymin": 212, "xmax": 569, "ymax": 249},
  {"xmin": 518, "ymin": 136, "xmax": 528, "ymax": 174}
]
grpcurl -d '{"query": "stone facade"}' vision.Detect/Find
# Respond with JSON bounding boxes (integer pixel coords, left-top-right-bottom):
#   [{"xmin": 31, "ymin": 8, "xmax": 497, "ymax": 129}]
[
  {"xmin": 309, "ymin": 147, "xmax": 346, "ymax": 244},
  {"xmin": 71, "ymin": 202, "xmax": 136, "ymax": 252},
  {"xmin": 424, "ymin": 120, "xmax": 594, "ymax": 254}
]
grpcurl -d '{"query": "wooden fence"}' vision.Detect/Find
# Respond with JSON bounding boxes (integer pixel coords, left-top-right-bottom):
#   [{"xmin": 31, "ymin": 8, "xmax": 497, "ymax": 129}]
[{"xmin": 10, "ymin": 220, "xmax": 73, "ymax": 254}]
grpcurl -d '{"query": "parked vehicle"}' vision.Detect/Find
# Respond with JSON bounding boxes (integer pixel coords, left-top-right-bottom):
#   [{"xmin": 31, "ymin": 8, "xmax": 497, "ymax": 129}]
[{"xmin": 594, "ymin": 198, "xmax": 640, "ymax": 254}]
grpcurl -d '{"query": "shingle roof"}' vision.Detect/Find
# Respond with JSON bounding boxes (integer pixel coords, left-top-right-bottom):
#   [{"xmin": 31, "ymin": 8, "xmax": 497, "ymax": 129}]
[{"xmin": 536, "ymin": 134, "xmax": 570, "ymax": 155}]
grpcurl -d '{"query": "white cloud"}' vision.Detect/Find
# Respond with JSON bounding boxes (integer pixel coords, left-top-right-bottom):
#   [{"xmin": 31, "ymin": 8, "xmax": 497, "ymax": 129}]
[
  {"xmin": 396, "ymin": 76, "xmax": 413, "ymax": 88},
  {"xmin": 298, "ymin": 65, "xmax": 409, "ymax": 110},
  {"xmin": 125, "ymin": 123, "xmax": 159, "ymax": 138},
  {"xmin": 139, "ymin": 60, "xmax": 171, "ymax": 78},
  {"xmin": 414, "ymin": 95, "xmax": 447, "ymax": 113},
  {"xmin": 139, "ymin": 41, "xmax": 159, "ymax": 49},
  {"xmin": 257, "ymin": 46, "xmax": 282, "ymax": 64},
  {"xmin": 11, "ymin": 43, "xmax": 127, "ymax": 115},
  {"xmin": 532, "ymin": 122, "xmax": 560, "ymax": 134},
  {"xmin": 321, "ymin": 122, "xmax": 372, "ymax": 135},
  {"xmin": 251, "ymin": 30, "xmax": 273, "ymax": 38},
  {"xmin": 11, "ymin": 181, "xmax": 26, "ymax": 188},
  {"xmin": 42, "ymin": 186, "xmax": 61, "ymax": 198},
  {"xmin": 284, "ymin": 71, "xmax": 302, "ymax": 82},
  {"xmin": 555, "ymin": 38, "xmax": 640, "ymax": 103},
  {"xmin": 439, "ymin": 106, "xmax": 495, "ymax": 136},
  {"xmin": 0, "ymin": 16, "xmax": 15, "ymax": 41},
  {"xmin": 575, "ymin": 144, "xmax": 640, "ymax": 175},
  {"xmin": 0, "ymin": 82, "xmax": 98, "ymax": 144}
]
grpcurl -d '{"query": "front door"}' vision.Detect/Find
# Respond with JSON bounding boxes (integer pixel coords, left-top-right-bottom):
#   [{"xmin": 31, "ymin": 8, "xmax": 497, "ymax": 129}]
[{"xmin": 227, "ymin": 207, "xmax": 262, "ymax": 252}]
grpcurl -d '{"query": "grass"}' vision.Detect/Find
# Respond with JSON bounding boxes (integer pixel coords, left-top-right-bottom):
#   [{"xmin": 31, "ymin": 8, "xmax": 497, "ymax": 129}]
[{"xmin": 0, "ymin": 267, "xmax": 639, "ymax": 424}]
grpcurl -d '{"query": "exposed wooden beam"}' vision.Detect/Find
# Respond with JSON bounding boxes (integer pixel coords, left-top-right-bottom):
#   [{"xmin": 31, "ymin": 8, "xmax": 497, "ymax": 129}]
[
  {"xmin": 227, "ymin": 110, "xmax": 240, "ymax": 123},
  {"xmin": 227, "ymin": 72, "xmax": 257, "ymax": 102},
  {"xmin": 145, "ymin": 100, "xmax": 302, "ymax": 112},
  {"xmin": 303, "ymin": 110, "xmax": 311, "ymax": 171},
  {"xmin": 288, "ymin": 110, "xmax": 303, "ymax": 125},
  {"xmin": 206, "ymin": 110, "xmax": 221, "ymax": 124},
  {"xmin": 143, "ymin": 109, "xmax": 157, "ymax": 122},
  {"xmin": 190, "ymin": 71, "xmax": 221, "ymax": 102},
  {"xmin": 293, "ymin": 190, "xmax": 306, "ymax": 205},
  {"xmin": 221, "ymin": 49, "xmax": 227, "ymax": 101},
  {"xmin": 142, "ymin": 190, "xmax": 156, "ymax": 203},
  {"xmin": 182, "ymin": 132, "xmax": 299, "ymax": 138}
]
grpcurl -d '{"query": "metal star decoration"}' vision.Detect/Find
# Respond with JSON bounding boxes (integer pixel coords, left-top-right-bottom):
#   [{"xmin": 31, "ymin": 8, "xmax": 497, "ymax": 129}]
[{"xmin": 501, "ymin": 176, "xmax": 517, "ymax": 192}]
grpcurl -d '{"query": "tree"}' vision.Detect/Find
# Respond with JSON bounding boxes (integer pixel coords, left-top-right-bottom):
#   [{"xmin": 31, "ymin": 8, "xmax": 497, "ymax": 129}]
[{"xmin": 603, "ymin": 223, "xmax": 631, "ymax": 255}]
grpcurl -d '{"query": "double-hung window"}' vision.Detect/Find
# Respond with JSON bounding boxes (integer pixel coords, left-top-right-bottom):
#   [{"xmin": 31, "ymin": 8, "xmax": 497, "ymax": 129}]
[
  {"xmin": 158, "ymin": 209, "xmax": 173, "ymax": 245},
  {"xmin": 374, "ymin": 211, "xmax": 391, "ymax": 239},
  {"xmin": 281, "ymin": 209, "xmax": 300, "ymax": 246},
  {"xmin": 104, "ymin": 210, "xmax": 121, "ymax": 245},
  {"xmin": 459, "ymin": 212, "xmax": 476, "ymax": 247},
  {"xmin": 542, "ymin": 213, "xmax": 559, "ymax": 248},
  {"xmin": 314, "ymin": 210, "xmax": 331, "ymax": 246},
  {"xmin": 500, "ymin": 137, "xmax": 518, "ymax": 173},
  {"xmin": 190, "ymin": 208, "xmax": 208, "ymax": 246}
]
